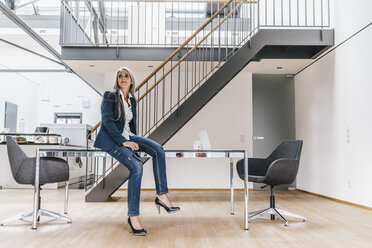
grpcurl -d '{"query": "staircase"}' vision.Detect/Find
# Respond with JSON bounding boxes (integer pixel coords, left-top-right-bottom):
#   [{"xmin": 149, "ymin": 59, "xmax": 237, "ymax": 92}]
[
  {"xmin": 85, "ymin": 163, "xmax": 130, "ymax": 202},
  {"xmin": 145, "ymin": 28, "xmax": 333, "ymax": 145},
  {"xmin": 71, "ymin": 0, "xmax": 334, "ymax": 201}
]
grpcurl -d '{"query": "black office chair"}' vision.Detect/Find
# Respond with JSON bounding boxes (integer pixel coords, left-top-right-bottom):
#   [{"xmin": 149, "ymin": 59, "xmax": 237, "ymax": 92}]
[
  {"xmin": 236, "ymin": 140, "xmax": 306, "ymax": 226},
  {"xmin": 0, "ymin": 136, "xmax": 71, "ymax": 227}
]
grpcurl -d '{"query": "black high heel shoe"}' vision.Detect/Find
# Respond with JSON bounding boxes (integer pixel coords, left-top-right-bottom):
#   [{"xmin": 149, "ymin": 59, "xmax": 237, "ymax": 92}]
[
  {"xmin": 127, "ymin": 217, "xmax": 147, "ymax": 236},
  {"xmin": 155, "ymin": 197, "xmax": 180, "ymax": 214}
]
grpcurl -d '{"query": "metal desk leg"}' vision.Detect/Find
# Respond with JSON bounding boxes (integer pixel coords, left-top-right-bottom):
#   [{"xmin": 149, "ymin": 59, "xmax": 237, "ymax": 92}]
[
  {"xmin": 64, "ymin": 157, "xmax": 69, "ymax": 214},
  {"xmin": 85, "ymin": 157, "xmax": 88, "ymax": 190},
  {"xmin": 102, "ymin": 157, "xmax": 106, "ymax": 189},
  {"xmin": 244, "ymin": 150, "xmax": 249, "ymax": 230},
  {"xmin": 64, "ymin": 180, "xmax": 69, "ymax": 214},
  {"xmin": 32, "ymin": 149, "xmax": 40, "ymax": 230},
  {"xmin": 230, "ymin": 158, "xmax": 234, "ymax": 215}
]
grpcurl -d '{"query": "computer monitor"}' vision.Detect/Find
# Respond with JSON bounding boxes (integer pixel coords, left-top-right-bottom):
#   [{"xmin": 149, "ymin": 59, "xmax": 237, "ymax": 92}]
[
  {"xmin": 198, "ymin": 130, "xmax": 212, "ymax": 150},
  {"xmin": 35, "ymin": 127, "xmax": 49, "ymax": 133}
]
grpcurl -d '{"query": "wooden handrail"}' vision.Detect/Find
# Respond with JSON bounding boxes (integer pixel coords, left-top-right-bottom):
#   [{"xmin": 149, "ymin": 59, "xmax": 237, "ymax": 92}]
[
  {"xmin": 138, "ymin": 0, "xmax": 244, "ymax": 101},
  {"xmin": 91, "ymin": 121, "xmax": 102, "ymax": 133},
  {"xmin": 135, "ymin": 0, "xmax": 234, "ymax": 92}
]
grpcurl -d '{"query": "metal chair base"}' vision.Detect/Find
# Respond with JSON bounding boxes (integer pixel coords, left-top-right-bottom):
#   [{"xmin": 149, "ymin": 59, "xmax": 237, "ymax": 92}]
[
  {"xmin": 0, "ymin": 209, "xmax": 71, "ymax": 227},
  {"xmin": 249, "ymin": 207, "xmax": 306, "ymax": 226}
]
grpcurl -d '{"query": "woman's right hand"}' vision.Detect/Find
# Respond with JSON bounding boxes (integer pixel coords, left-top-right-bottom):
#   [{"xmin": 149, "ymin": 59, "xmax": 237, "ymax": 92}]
[{"xmin": 122, "ymin": 141, "xmax": 139, "ymax": 151}]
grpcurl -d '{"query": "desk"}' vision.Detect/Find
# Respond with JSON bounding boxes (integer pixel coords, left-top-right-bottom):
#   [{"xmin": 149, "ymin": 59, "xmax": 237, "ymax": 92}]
[{"xmin": 34, "ymin": 149, "xmax": 249, "ymax": 230}]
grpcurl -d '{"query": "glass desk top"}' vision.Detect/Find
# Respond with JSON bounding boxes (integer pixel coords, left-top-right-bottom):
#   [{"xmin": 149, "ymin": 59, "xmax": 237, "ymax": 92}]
[{"xmin": 38, "ymin": 149, "xmax": 246, "ymax": 158}]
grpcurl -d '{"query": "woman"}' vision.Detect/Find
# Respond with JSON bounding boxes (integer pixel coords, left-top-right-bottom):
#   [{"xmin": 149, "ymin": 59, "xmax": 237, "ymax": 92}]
[{"xmin": 94, "ymin": 66, "xmax": 180, "ymax": 236}]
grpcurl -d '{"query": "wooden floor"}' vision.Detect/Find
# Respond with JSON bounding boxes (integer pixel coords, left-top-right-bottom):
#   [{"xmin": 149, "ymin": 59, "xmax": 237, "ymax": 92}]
[{"xmin": 0, "ymin": 189, "xmax": 371, "ymax": 248}]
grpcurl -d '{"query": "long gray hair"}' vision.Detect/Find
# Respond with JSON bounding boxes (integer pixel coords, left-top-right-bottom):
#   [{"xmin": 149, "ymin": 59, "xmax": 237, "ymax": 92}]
[{"xmin": 112, "ymin": 66, "xmax": 137, "ymax": 121}]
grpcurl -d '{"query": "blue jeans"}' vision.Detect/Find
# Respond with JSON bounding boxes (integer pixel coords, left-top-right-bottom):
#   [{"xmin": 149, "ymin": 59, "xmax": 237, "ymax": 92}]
[{"xmin": 106, "ymin": 135, "xmax": 168, "ymax": 216}]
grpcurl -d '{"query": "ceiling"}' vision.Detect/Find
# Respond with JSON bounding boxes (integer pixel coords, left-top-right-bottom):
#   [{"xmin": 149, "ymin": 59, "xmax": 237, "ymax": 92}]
[
  {"xmin": 65, "ymin": 58, "xmax": 312, "ymax": 94},
  {"xmin": 66, "ymin": 58, "xmax": 312, "ymax": 74}
]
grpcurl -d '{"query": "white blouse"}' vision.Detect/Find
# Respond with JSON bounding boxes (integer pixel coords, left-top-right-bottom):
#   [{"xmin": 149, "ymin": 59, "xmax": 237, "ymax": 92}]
[{"xmin": 120, "ymin": 91, "xmax": 135, "ymax": 140}]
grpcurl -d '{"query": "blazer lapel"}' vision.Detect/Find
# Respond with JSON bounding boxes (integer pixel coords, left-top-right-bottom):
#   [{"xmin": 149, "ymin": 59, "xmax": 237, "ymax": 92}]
[{"xmin": 119, "ymin": 94, "xmax": 125, "ymax": 123}]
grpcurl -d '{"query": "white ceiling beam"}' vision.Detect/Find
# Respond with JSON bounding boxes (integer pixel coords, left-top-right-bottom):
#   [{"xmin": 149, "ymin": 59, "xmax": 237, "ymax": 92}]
[
  {"xmin": 0, "ymin": 38, "xmax": 64, "ymax": 66},
  {"xmin": 0, "ymin": 1, "xmax": 102, "ymax": 95}
]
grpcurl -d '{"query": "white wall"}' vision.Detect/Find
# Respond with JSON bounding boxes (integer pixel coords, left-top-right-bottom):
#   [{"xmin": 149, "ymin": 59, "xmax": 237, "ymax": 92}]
[
  {"xmin": 0, "ymin": 39, "xmax": 102, "ymax": 132},
  {"xmin": 0, "ymin": 71, "xmax": 39, "ymax": 133},
  {"xmin": 36, "ymin": 73, "xmax": 102, "ymax": 126},
  {"xmin": 0, "ymin": 72, "xmax": 101, "ymax": 132},
  {"xmin": 295, "ymin": 0, "xmax": 372, "ymax": 207},
  {"xmin": 140, "ymin": 71, "xmax": 253, "ymax": 189}
]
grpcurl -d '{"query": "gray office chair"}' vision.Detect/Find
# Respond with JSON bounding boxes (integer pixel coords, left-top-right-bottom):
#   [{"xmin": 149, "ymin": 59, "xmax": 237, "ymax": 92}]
[
  {"xmin": 0, "ymin": 136, "xmax": 71, "ymax": 227},
  {"xmin": 236, "ymin": 140, "xmax": 306, "ymax": 226}
]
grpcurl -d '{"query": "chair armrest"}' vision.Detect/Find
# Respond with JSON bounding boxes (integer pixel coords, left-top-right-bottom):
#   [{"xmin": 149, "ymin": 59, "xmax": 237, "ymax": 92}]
[
  {"xmin": 236, "ymin": 158, "xmax": 268, "ymax": 180},
  {"xmin": 264, "ymin": 158, "xmax": 299, "ymax": 185}
]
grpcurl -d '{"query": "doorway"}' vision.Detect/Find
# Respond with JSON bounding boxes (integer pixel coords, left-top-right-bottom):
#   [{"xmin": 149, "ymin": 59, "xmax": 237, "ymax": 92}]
[{"xmin": 252, "ymin": 74, "xmax": 296, "ymax": 190}]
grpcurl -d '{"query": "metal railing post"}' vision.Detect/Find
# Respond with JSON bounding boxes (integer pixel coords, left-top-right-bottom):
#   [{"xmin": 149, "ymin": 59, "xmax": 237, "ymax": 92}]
[{"xmin": 257, "ymin": 0, "xmax": 260, "ymax": 29}]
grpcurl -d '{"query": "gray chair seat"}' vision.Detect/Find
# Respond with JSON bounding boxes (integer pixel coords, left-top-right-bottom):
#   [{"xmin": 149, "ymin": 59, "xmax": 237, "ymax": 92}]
[{"xmin": 14, "ymin": 157, "xmax": 69, "ymax": 185}]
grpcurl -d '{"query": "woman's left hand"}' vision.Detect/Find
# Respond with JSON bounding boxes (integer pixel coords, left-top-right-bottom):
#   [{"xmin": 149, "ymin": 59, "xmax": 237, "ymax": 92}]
[{"xmin": 122, "ymin": 141, "xmax": 139, "ymax": 151}]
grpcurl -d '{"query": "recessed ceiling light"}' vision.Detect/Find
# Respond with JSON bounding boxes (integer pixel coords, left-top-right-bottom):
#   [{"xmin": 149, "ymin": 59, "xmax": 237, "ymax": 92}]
[
  {"xmin": 277, "ymin": 66, "xmax": 282, "ymax": 69},
  {"xmin": 89, "ymin": 65, "xmax": 95, "ymax": 67}
]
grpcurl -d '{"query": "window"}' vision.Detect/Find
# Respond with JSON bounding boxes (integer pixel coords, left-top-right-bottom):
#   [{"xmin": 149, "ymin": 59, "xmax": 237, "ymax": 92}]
[{"xmin": 54, "ymin": 113, "xmax": 82, "ymax": 124}]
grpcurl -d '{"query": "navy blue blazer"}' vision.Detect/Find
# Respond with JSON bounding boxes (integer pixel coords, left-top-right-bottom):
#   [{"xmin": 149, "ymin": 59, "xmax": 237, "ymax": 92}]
[{"xmin": 94, "ymin": 91, "xmax": 137, "ymax": 151}]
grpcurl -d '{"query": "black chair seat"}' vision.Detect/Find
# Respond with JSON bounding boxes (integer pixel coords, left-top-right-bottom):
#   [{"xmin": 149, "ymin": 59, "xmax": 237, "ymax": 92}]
[{"xmin": 248, "ymin": 175, "xmax": 265, "ymax": 183}]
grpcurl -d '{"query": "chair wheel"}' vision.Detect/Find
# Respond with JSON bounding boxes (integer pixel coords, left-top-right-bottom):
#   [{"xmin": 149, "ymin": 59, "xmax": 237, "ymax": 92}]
[{"xmin": 284, "ymin": 222, "xmax": 288, "ymax": 227}]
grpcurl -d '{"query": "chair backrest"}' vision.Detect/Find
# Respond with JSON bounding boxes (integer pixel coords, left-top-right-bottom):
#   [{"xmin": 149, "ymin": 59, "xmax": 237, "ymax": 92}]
[
  {"xmin": 266, "ymin": 140, "xmax": 303, "ymax": 165},
  {"xmin": 263, "ymin": 140, "xmax": 303, "ymax": 185},
  {"xmin": 6, "ymin": 136, "xmax": 28, "ymax": 179}
]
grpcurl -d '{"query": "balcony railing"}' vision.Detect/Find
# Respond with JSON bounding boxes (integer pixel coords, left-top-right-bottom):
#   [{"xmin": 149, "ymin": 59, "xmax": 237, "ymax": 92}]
[{"xmin": 60, "ymin": 0, "xmax": 330, "ymax": 47}]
